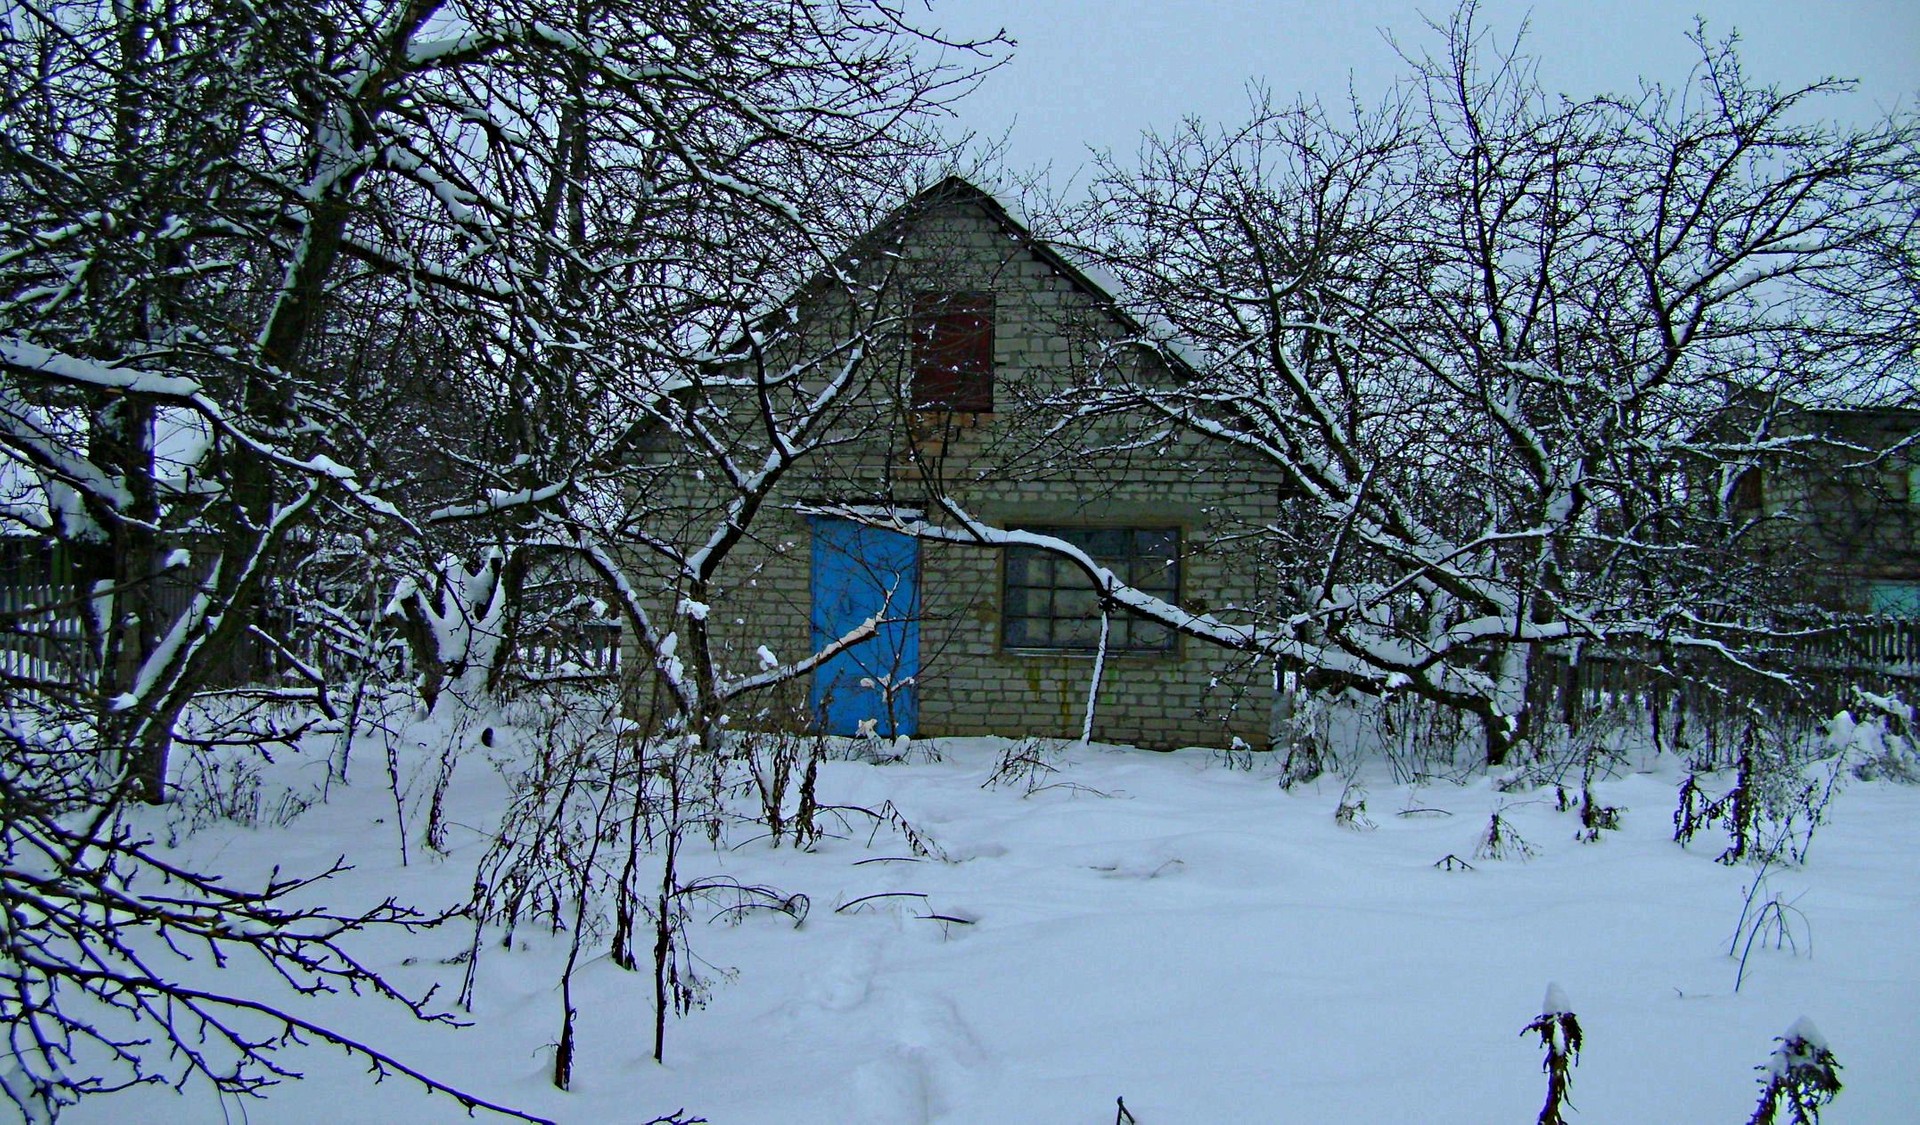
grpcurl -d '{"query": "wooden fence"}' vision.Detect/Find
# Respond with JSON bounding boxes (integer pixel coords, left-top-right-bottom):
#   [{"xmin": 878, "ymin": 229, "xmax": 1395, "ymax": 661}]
[
  {"xmin": 6, "ymin": 533, "xmax": 1905, "ymax": 714},
  {"xmin": 1527, "ymin": 620, "xmax": 1920, "ymax": 729},
  {"xmin": 1, "ymin": 578, "xmax": 621, "ymax": 691},
  {"xmin": 0, "ymin": 577, "xmax": 87, "ymax": 683},
  {"xmin": 511, "ymin": 620, "xmax": 623, "ymax": 681},
  {"xmin": 1792, "ymin": 620, "xmax": 1920, "ymax": 670}
]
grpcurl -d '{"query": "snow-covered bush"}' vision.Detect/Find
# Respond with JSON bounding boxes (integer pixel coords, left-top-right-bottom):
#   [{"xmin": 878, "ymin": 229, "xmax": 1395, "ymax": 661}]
[
  {"xmin": 171, "ymin": 747, "xmax": 315, "ymax": 835},
  {"xmin": 1728, "ymin": 864, "xmax": 1813, "ymax": 993},
  {"xmin": 1521, "ymin": 984, "xmax": 1582, "ymax": 1125},
  {"xmin": 0, "ymin": 700, "xmax": 519, "ymax": 1122},
  {"xmin": 733, "ymin": 690, "xmax": 829, "ymax": 849},
  {"xmin": 466, "ymin": 681, "xmax": 832, "ymax": 1073},
  {"xmin": 1831, "ymin": 691, "xmax": 1918, "ymax": 783},
  {"xmin": 1474, "ymin": 808, "xmax": 1538, "ymax": 862},
  {"xmin": 1333, "ymin": 782, "xmax": 1377, "ymax": 831},
  {"xmin": 1748, "ymin": 1018, "xmax": 1843, "ymax": 1125},
  {"xmin": 1674, "ymin": 705, "xmax": 1842, "ymax": 865},
  {"xmin": 1272, "ymin": 688, "xmax": 1481, "ymax": 788},
  {"xmin": 983, "ymin": 737, "xmax": 1069, "ymax": 796}
]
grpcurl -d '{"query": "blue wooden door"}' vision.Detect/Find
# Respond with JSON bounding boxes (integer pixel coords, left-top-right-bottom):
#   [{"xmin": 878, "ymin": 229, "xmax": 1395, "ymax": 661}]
[{"xmin": 810, "ymin": 518, "xmax": 919, "ymax": 736}]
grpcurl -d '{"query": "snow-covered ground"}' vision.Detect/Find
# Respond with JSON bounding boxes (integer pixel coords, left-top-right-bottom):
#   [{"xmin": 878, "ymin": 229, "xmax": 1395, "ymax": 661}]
[{"xmin": 67, "ymin": 707, "xmax": 1920, "ymax": 1123}]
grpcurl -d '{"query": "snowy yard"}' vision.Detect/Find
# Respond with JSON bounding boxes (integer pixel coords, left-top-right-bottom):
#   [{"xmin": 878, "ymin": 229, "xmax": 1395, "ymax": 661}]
[
  {"xmin": 9, "ymin": 1, "xmax": 1913, "ymax": 1121},
  {"xmin": 64, "ymin": 710, "xmax": 1920, "ymax": 1124}
]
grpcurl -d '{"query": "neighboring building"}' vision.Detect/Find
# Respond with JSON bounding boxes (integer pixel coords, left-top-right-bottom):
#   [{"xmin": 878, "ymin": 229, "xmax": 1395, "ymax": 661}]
[
  {"xmin": 1737, "ymin": 405, "xmax": 1920, "ymax": 615},
  {"xmin": 624, "ymin": 177, "xmax": 1286, "ymax": 749}
]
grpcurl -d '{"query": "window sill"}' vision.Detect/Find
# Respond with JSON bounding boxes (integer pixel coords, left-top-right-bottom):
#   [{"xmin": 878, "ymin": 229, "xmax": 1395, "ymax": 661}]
[
  {"xmin": 911, "ymin": 409, "xmax": 995, "ymax": 427},
  {"xmin": 998, "ymin": 646, "xmax": 1178, "ymax": 661}
]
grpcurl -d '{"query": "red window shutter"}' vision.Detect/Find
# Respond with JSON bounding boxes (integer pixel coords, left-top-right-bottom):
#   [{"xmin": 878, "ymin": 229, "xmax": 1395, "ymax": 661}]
[{"xmin": 911, "ymin": 293, "xmax": 993, "ymax": 411}]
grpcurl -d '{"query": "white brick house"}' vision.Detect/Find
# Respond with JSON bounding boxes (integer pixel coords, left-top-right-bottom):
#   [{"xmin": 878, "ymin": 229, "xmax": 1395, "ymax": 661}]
[{"xmin": 627, "ymin": 177, "xmax": 1285, "ymax": 749}]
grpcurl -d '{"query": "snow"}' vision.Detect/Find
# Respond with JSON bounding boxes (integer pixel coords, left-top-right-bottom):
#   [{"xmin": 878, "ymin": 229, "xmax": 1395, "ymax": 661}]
[
  {"xmin": 1, "ymin": 400, "xmax": 209, "ymax": 533},
  {"xmin": 1780, "ymin": 1015, "xmax": 1830, "ymax": 1059},
  {"xmin": 387, "ymin": 554, "xmax": 509, "ymax": 703},
  {"xmin": 0, "ymin": 1066, "xmax": 58, "ymax": 1125},
  {"xmin": 0, "ymin": 338, "xmax": 204, "ymax": 398},
  {"xmin": 59, "ymin": 704, "xmax": 1920, "ymax": 1124}
]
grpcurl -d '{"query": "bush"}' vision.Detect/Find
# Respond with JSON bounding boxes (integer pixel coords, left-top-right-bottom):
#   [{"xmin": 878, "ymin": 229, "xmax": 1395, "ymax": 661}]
[{"xmin": 1748, "ymin": 1018, "xmax": 1842, "ymax": 1125}]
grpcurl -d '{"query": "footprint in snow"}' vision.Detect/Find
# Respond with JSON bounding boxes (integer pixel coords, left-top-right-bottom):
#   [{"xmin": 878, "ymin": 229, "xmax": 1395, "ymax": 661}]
[
  {"xmin": 809, "ymin": 934, "xmax": 881, "ymax": 1012},
  {"xmin": 843, "ymin": 990, "xmax": 986, "ymax": 1124},
  {"xmin": 848, "ymin": 1049, "xmax": 936, "ymax": 1124}
]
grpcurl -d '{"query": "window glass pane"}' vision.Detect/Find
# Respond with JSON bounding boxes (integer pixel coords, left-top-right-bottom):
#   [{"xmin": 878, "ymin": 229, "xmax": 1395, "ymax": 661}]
[
  {"xmin": 1054, "ymin": 588, "xmax": 1098, "ymax": 619},
  {"xmin": 1006, "ymin": 587, "xmax": 1049, "ymax": 618},
  {"xmin": 1129, "ymin": 556, "xmax": 1175, "ymax": 591},
  {"xmin": 1079, "ymin": 528, "xmax": 1128, "ymax": 558},
  {"xmin": 1001, "ymin": 525, "xmax": 1179, "ymax": 652},
  {"xmin": 1136, "ymin": 528, "xmax": 1178, "ymax": 559},
  {"xmin": 1059, "ymin": 564, "xmax": 1096, "ymax": 592},
  {"xmin": 1055, "ymin": 617, "xmax": 1101, "ymax": 648}
]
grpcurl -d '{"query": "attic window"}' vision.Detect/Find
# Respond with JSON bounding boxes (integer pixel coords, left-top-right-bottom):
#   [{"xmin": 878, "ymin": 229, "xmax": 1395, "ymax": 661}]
[{"xmin": 910, "ymin": 292, "xmax": 994, "ymax": 412}]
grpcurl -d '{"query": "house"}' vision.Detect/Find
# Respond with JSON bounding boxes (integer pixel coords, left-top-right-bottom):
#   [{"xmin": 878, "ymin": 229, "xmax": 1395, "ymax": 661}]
[
  {"xmin": 1741, "ymin": 404, "xmax": 1920, "ymax": 614},
  {"xmin": 1736, "ymin": 404, "xmax": 1920, "ymax": 615},
  {"xmin": 622, "ymin": 177, "xmax": 1286, "ymax": 749}
]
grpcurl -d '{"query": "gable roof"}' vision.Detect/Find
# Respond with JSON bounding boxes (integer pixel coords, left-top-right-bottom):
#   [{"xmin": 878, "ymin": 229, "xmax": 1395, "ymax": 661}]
[
  {"xmin": 889, "ymin": 176, "xmax": 1202, "ymax": 379},
  {"xmin": 728, "ymin": 174, "xmax": 1200, "ymax": 380},
  {"xmin": 610, "ymin": 176, "xmax": 1202, "ymax": 464}
]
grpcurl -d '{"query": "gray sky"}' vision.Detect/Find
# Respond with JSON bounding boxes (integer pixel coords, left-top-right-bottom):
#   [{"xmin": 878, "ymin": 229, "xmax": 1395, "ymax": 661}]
[{"xmin": 932, "ymin": 1, "xmax": 1917, "ymax": 189}]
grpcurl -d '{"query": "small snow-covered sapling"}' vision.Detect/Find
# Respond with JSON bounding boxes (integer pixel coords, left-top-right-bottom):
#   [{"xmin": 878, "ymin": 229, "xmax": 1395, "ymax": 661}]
[
  {"xmin": 1334, "ymin": 783, "xmax": 1376, "ymax": 830},
  {"xmin": 1475, "ymin": 808, "xmax": 1538, "ymax": 861},
  {"xmin": 1748, "ymin": 1017, "xmax": 1842, "ymax": 1125},
  {"xmin": 1728, "ymin": 851, "xmax": 1812, "ymax": 993},
  {"xmin": 1521, "ymin": 983, "xmax": 1582, "ymax": 1125}
]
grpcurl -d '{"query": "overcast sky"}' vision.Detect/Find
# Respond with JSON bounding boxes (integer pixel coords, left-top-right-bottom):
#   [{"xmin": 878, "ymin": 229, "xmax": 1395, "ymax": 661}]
[{"xmin": 930, "ymin": 1, "xmax": 1917, "ymax": 191}]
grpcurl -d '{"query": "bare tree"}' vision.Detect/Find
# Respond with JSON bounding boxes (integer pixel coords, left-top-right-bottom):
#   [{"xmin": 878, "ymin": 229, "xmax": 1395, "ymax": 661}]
[
  {"xmin": 1040, "ymin": 5, "xmax": 1917, "ymax": 760},
  {"xmin": 0, "ymin": 0, "xmax": 1002, "ymax": 1114}
]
